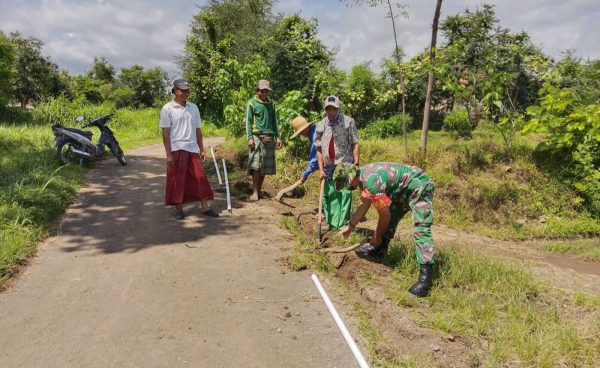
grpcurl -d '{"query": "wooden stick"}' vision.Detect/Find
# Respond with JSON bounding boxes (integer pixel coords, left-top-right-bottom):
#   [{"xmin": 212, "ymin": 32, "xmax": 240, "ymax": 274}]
[
  {"xmin": 275, "ymin": 179, "xmax": 304, "ymax": 201},
  {"xmin": 316, "ymin": 179, "xmax": 325, "ymax": 241},
  {"xmin": 320, "ymin": 239, "xmax": 369, "ymax": 254}
]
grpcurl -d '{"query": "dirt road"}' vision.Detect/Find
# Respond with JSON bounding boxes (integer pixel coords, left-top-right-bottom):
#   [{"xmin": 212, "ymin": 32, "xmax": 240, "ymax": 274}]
[{"xmin": 0, "ymin": 140, "xmax": 358, "ymax": 368}]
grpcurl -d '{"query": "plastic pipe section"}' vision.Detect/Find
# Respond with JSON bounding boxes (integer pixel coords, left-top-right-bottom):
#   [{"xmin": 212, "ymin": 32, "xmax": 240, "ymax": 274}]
[
  {"xmin": 210, "ymin": 145, "xmax": 223, "ymax": 186},
  {"xmin": 222, "ymin": 158, "xmax": 232, "ymax": 213},
  {"xmin": 310, "ymin": 273, "xmax": 370, "ymax": 368}
]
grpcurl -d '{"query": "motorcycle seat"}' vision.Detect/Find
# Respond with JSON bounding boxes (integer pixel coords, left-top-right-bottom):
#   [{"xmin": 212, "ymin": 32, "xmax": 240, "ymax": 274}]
[{"xmin": 64, "ymin": 127, "xmax": 93, "ymax": 139}]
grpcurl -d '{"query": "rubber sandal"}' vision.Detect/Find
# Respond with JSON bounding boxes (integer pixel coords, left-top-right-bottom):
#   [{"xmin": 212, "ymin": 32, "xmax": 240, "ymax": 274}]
[{"xmin": 201, "ymin": 208, "xmax": 219, "ymax": 217}]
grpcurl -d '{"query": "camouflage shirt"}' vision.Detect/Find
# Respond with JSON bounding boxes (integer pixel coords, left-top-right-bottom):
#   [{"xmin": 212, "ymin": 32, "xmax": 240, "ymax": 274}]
[{"xmin": 359, "ymin": 162, "xmax": 431, "ymax": 210}]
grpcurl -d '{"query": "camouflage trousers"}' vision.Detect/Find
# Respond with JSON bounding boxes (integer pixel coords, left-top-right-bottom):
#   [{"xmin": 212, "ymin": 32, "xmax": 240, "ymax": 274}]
[{"xmin": 382, "ymin": 181, "xmax": 436, "ymax": 265}]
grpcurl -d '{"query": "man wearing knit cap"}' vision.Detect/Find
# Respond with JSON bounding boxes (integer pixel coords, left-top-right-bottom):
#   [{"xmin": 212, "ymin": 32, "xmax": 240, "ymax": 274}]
[{"xmin": 245, "ymin": 79, "xmax": 283, "ymax": 201}]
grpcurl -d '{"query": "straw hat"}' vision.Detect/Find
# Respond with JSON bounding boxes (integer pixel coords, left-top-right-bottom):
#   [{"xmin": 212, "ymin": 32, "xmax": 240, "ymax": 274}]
[{"xmin": 290, "ymin": 116, "xmax": 311, "ymax": 140}]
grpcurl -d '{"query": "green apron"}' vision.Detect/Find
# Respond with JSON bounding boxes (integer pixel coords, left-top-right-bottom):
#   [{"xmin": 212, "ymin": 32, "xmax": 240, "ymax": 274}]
[{"xmin": 323, "ymin": 178, "xmax": 352, "ymax": 230}]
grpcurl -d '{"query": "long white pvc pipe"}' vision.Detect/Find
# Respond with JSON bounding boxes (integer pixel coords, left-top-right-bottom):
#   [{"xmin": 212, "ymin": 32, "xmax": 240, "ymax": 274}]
[
  {"xmin": 222, "ymin": 158, "xmax": 232, "ymax": 212},
  {"xmin": 210, "ymin": 145, "xmax": 223, "ymax": 186},
  {"xmin": 310, "ymin": 274, "xmax": 370, "ymax": 368}
]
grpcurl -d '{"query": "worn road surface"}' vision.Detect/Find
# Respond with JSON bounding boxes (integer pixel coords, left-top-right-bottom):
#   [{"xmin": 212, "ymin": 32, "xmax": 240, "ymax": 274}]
[{"xmin": 0, "ymin": 139, "xmax": 358, "ymax": 368}]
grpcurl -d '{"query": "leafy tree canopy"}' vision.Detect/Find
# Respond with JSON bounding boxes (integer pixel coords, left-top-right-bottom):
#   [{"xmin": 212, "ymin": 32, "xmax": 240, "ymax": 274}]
[{"xmin": 7, "ymin": 32, "xmax": 64, "ymax": 107}]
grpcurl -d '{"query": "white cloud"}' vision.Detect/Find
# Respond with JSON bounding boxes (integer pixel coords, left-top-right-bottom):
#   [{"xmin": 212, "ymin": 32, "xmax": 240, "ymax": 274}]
[{"xmin": 0, "ymin": 0, "xmax": 597, "ymax": 76}]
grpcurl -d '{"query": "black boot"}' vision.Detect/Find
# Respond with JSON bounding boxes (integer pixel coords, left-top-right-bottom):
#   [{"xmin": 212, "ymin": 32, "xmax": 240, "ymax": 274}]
[
  {"xmin": 409, "ymin": 264, "xmax": 433, "ymax": 297},
  {"xmin": 356, "ymin": 237, "xmax": 391, "ymax": 259}
]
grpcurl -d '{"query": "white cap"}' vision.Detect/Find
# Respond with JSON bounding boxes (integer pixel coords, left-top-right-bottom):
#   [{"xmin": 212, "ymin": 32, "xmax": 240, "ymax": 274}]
[
  {"xmin": 257, "ymin": 79, "xmax": 272, "ymax": 91},
  {"xmin": 324, "ymin": 95, "xmax": 340, "ymax": 109}
]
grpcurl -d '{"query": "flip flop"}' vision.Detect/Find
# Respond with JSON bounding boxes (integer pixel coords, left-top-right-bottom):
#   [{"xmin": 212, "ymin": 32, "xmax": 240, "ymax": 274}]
[{"xmin": 201, "ymin": 208, "xmax": 220, "ymax": 217}]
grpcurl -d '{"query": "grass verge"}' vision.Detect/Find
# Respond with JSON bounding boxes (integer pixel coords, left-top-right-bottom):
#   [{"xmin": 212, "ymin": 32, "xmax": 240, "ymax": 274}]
[
  {"xmin": 269, "ymin": 129, "xmax": 600, "ymax": 240},
  {"xmin": 384, "ymin": 240, "xmax": 600, "ymax": 367},
  {"xmin": 534, "ymin": 239, "xmax": 600, "ymax": 261}
]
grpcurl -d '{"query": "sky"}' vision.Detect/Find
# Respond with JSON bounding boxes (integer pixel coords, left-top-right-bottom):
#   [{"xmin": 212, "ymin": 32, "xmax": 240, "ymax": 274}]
[{"xmin": 0, "ymin": 0, "xmax": 598, "ymax": 77}]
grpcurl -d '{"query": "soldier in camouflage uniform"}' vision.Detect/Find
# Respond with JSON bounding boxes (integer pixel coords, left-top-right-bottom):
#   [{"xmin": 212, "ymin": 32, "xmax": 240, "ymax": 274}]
[{"xmin": 336, "ymin": 162, "xmax": 436, "ymax": 297}]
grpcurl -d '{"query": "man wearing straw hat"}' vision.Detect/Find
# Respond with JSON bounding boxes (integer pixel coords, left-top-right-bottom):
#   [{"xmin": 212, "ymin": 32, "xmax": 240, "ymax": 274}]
[
  {"xmin": 275, "ymin": 116, "xmax": 337, "ymax": 201},
  {"xmin": 246, "ymin": 79, "xmax": 283, "ymax": 201},
  {"xmin": 290, "ymin": 116, "xmax": 329, "ymax": 182}
]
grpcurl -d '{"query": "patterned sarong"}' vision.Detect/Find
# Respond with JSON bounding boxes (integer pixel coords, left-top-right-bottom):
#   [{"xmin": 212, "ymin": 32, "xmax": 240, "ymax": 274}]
[
  {"xmin": 165, "ymin": 150, "xmax": 214, "ymax": 206},
  {"xmin": 323, "ymin": 178, "xmax": 352, "ymax": 230},
  {"xmin": 247, "ymin": 134, "xmax": 276, "ymax": 175}
]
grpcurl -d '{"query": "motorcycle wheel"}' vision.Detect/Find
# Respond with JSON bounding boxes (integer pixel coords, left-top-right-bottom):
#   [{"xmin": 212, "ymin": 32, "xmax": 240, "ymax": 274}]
[
  {"xmin": 57, "ymin": 141, "xmax": 82, "ymax": 165},
  {"xmin": 109, "ymin": 140, "xmax": 127, "ymax": 166}
]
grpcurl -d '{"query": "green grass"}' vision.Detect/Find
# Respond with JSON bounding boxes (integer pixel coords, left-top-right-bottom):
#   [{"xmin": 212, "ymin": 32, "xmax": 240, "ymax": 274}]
[
  {"xmin": 384, "ymin": 240, "xmax": 600, "ymax": 367},
  {"xmin": 535, "ymin": 239, "xmax": 600, "ymax": 261},
  {"xmin": 278, "ymin": 217, "xmax": 332, "ymax": 272},
  {"xmin": 0, "ymin": 120, "xmax": 84, "ymax": 284},
  {"xmin": 275, "ymin": 216, "xmax": 600, "ymax": 366},
  {"xmin": 0, "ymin": 106, "xmax": 227, "ymax": 285},
  {"xmin": 265, "ymin": 128, "xmax": 600, "ymax": 240},
  {"xmin": 353, "ymin": 302, "xmax": 435, "ymax": 368}
]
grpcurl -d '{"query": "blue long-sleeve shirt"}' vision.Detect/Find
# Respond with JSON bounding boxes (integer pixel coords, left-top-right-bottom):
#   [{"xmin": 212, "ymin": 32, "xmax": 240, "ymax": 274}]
[{"xmin": 301, "ymin": 125, "xmax": 334, "ymax": 179}]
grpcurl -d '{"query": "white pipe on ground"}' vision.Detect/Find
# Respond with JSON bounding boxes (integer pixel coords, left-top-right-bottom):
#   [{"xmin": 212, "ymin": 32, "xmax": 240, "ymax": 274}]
[
  {"xmin": 222, "ymin": 158, "xmax": 232, "ymax": 213},
  {"xmin": 310, "ymin": 273, "xmax": 370, "ymax": 368},
  {"xmin": 210, "ymin": 145, "xmax": 223, "ymax": 186}
]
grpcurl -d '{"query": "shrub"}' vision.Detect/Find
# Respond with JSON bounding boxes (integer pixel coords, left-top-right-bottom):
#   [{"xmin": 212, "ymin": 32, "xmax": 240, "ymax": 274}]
[
  {"xmin": 361, "ymin": 114, "xmax": 411, "ymax": 139},
  {"xmin": 32, "ymin": 96, "xmax": 117, "ymax": 126},
  {"xmin": 0, "ymin": 107, "xmax": 32, "ymax": 124},
  {"xmin": 277, "ymin": 90, "xmax": 309, "ymax": 159},
  {"xmin": 107, "ymin": 87, "xmax": 136, "ymax": 109},
  {"xmin": 524, "ymin": 83, "xmax": 600, "ymax": 216},
  {"xmin": 443, "ymin": 108, "xmax": 472, "ymax": 137}
]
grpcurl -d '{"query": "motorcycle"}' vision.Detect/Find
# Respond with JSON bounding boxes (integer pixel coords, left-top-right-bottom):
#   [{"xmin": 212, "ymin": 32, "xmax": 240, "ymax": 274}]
[{"xmin": 51, "ymin": 114, "xmax": 127, "ymax": 166}]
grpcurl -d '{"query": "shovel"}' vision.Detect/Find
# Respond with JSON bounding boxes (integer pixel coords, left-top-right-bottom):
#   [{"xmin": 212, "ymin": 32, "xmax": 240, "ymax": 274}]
[
  {"xmin": 275, "ymin": 178, "xmax": 304, "ymax": 202},
  {"xmin": 316, "ymin": 178, "xmax": 325, "ymax": 241}
]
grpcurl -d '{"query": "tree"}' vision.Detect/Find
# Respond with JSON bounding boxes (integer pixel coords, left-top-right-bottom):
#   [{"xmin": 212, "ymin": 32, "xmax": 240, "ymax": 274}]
[
  {"xmin": 8, "ymin": 32, "xmax": 63, "ymax": 108},
  {"xmin": 181, "ymin": 0, "xmax": 277, "ymax": 121},
  {"xmin": 188, "ymin": 0, "xmax": 276, "ymax": 62},
  {"xmin": 71, "ymin": 75, "xmax": 104, "ymax": 104},
  {"xmin": 343, "ymin": 0, "xmax": 410, "ymax": 156},
  {"xmin": 265, "ymin": 16, "xmax": 332, "ymax": 102},
  {"xmin": 550, "ymin": 51, "xmax": 599, "ymax": 104},
  {"xmin": 433, "ymin": 5, "xmax": 552, "ymax": 158},
  {"xmin": 523, "ymin": 83, "xmax": 600, "ymax": 214},
  {"xmin": 118, "ymin": 65, "xmax": 168, "ymax": 107},
  {"xmin": 342, "ymin": 62, "xmax": 378, "ymax": 127},
  {"xmin": 0, "ymin": 32, "xmax": 15, "ymax": 107},
  {"xmin": 87, "ymin": 57, "xmax": 115, "ymax": 84},
  {"xmin": 420, "ymin": 0, "xmax": 443, "ymax": 154}
]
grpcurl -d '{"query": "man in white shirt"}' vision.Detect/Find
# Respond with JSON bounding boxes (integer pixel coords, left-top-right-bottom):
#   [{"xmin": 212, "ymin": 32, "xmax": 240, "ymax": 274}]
[{"xmin": 160, "ymin": 79, "xmax": 218, "ymax": 219}]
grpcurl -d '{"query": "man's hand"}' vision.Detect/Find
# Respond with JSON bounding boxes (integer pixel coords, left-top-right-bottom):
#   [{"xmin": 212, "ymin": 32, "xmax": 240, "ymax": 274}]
[
  {"xmin": 319, "ymin": 169, "xmax": 327, "ymax": 180},
  {"xmin": 248, "ymin": 138, "xmax": 255, "ymax": 150},
  {"xmin": 337, "ymin": 225, "xmax": 353, "ymax": 240},
  {"xmin": 276, "ymin": 138, "xmax": 283, "ymax": 149},
  {"xmin": 299, "ymin": 176, "xmax": 307, "ymax": 184},
  {"xmin": 166, "ymin": 153, "xmax": 174, "ymax": 167},
  {"xmin": 200, "ymin": 150, "xmax": 206, "ymax": 163}
]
